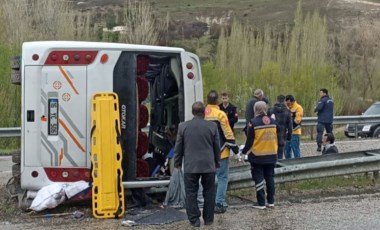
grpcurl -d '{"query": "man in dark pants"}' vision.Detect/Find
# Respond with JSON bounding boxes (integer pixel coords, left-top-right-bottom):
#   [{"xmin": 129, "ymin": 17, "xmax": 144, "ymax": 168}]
[
  {"xmin": 219, "ymin": 92, "xmax": 238, "ymax": 131},
  {"xmin": 242, "ymin": 101, "xmax": 278, "ymax": 209},
  {"xmin": 174, "ymin": 101, "xmax": 220, "ymax": 227},
  {"xmin": 268, "ymin": 95, "xmax": 292, "ymax": 160},
  {"xmin": 315, "ymin": 88, "xmax": 334, "ymax": 152},
  {"xmin": 245, "ymin": 89, "xmax": 264, "ymax": 135}
]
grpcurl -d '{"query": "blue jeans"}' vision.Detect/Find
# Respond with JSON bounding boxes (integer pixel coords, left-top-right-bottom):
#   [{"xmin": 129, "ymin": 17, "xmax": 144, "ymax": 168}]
[
  {"xmin": 285, "ymin": 135, "xmax": 301, "ymax": 159},
  {"xmin": 215, "ymin": 158, "xmax": 229, "ymax": 205}
]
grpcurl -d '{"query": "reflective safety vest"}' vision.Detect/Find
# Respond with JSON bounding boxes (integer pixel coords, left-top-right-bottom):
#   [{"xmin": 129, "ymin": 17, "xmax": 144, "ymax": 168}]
[{"xmin": 205, "ymin": 104, "xmax": 235, "ymax": 159}]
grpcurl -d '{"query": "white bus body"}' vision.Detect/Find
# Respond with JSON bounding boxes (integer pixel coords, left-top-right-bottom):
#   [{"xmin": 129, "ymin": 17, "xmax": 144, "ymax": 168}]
[{"xmin": 21, "ymin": 41, "xmax": 203, "ymax": 191}]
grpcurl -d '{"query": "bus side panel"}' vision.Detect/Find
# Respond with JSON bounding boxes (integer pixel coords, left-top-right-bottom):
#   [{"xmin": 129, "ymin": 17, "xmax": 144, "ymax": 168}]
[
  {"xmin": 23, "ymin": 66, "xmax": 43, "ymax": 167},
  {"xmin": 180, "ymin": 52, "xmax": 203, "ymax": 120},
  {"xmin": 22, "ymin": 66, "xmax": 50, "ymax": 190}
]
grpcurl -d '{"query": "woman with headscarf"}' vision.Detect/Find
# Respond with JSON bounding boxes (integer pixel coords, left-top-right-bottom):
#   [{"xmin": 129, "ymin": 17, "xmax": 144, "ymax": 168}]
[{"xmin": 241, "ymin": 101, "xmax": 278, "ymax": 209}]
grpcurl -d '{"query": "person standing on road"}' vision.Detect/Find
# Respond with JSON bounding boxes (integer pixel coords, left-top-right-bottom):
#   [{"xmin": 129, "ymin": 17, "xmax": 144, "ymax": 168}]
[
  {"xmin": 285, "ymin": 95, "xmax": 303, "ymax": 159},
  {"xmin": 205, "ymin": 90, "xmax": 238, "ymax": 214},
  {"xmin": 268, "ymin": 95, "xmax": 292, "ymax": 160},
  {"xmin": 315, "ymin": 88, "xmax": 334, "ymax": 152},
  {"xmin": 241, "ymin": 101, "xmax": 278, "ymax": 209},
  {"xmin": 322, "ymin": 133, "xmax": 339, "ymax": 154},
  {"xmin": 245, "ymin": 89, "xmax": 265, "ymax": 135},
  {"xmin": 174, "ymin": 101, "xmax": 220, "ymax": 227},
  {"xmin": 219, "ymin": 92, "xmax": 239, "ymax": 132}
]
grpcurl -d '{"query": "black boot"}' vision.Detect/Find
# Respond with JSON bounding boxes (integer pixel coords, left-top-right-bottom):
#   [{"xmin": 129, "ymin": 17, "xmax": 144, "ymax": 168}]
[
  {"xmin": 317, "ymin": 144, "xmax": 322, "ymax": 152},
  {"xmin": 214, "ymin": 203, "xmax": 226, "ymax": 214}
]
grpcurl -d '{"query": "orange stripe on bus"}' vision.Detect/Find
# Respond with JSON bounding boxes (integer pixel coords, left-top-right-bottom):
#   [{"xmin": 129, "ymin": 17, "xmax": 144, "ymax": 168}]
[
  {"xmin": 59, "ymin": 148, "xmax": 64, "ymax": 166},
  {"xmin": 58, "ymin": 66, "xmax": 79, "ymax": 95},
  {"xmin": 59, "ymin": 119, "xmax": 85, "ymax": 152}
]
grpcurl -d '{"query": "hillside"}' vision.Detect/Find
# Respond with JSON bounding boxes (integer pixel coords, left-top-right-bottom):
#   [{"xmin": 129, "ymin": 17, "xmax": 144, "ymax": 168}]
[{"xmin": 74, "ymin": 0, "xmax": 380, "ymax": 31}]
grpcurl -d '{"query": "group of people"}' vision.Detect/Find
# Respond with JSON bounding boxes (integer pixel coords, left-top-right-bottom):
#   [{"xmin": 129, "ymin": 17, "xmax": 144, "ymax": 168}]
[{"xmin": 173, "ymin": 88, "xmax": 337, "ymax": 227}]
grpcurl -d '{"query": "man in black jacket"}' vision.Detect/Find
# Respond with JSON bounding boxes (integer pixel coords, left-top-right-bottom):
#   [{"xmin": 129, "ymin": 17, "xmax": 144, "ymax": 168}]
[
  {"xmin": 219, "ymin": 92, "xmax": 238, "ymax": 131},
  {"xmin": 174, "ymin": 101, "xmax": 220, "ymax": 227},
  {"xmin": 322, "ymin": 133, "xmax": 339, "ymax": 154},
  {"xmin": 245, "ymin": 89, "xmax": 265, "ymax": 135},
  {"xmin": 269, "ymin": 95, "xmax": 293, "ymax": 160}
]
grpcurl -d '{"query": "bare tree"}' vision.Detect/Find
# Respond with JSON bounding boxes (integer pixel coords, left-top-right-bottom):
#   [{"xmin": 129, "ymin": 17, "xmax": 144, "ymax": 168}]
[
  {"xmin": 119, "ymin": 0, "xmax": 164, "ymax": 45},
  {"xmin": 0, "ymin": 0, "xmax": 96, "ymax": 46}
]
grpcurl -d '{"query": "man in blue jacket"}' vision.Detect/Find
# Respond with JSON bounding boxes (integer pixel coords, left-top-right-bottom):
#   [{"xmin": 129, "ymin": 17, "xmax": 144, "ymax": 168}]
[{"xmin": 314, "ymin": 88, "xmax": 334, "ymax": 152}]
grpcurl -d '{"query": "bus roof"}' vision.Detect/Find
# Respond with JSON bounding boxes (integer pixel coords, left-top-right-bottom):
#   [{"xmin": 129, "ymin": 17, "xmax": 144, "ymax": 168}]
[{"xmin": 23, "ymin": 41, "xmax": 185, "ymax": 53}]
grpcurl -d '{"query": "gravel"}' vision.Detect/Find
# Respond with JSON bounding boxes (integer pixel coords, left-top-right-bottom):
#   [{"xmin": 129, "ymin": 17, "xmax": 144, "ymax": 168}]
[{"xmin": 0, "ymin": 139, "xmax": 380, "ymax": 229}]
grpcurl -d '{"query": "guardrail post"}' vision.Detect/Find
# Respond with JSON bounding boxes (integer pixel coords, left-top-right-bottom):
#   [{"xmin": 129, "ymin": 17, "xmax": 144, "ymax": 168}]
[{"xmin": 373, "ymin": 171, "xmax": 379, "ymax": 183}]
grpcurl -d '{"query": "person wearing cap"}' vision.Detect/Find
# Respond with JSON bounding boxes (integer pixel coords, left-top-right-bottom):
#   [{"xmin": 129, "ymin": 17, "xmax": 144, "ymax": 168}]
[
  {"xmin": 285, "ymin": 95, "xmax": 303, "ymax": 159},
  {"xmin": 241, "ymin": 101, "xmax": 278, "ymax": 209}
]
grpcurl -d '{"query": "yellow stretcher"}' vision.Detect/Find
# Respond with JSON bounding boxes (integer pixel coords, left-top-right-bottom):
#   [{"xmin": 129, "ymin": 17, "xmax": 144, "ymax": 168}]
[{"xmin": 91, "ymin": 93, "xmax": 125, "ymax": 218}]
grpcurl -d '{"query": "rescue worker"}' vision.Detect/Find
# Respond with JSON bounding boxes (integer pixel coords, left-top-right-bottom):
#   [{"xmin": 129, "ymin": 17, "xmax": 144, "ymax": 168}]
[
  {"xmin": 241, "ymin": 101, "xmax": 278, "ymax": 209},
  {"xmin": 205, "ymin": 90, "xmax": 238, "ymax": 214}
]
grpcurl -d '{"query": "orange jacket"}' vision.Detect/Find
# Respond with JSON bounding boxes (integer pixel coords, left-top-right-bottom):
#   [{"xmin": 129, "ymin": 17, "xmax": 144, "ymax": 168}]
[
  {"xmin": 205, "ymin": 104, "xmax": 236, "ymax": 159},
  {"xmin": 288, "ymin": 101, "xmax": 303, "ymax": 135}
]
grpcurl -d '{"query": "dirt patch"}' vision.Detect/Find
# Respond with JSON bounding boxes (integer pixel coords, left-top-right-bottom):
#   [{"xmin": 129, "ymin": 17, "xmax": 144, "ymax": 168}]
[{"xmin": 1, "ymin": 180, "xmax": 379, "ymax": 229}]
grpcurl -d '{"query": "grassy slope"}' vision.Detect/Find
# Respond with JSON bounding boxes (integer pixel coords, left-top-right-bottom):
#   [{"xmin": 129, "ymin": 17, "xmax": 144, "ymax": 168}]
[
  {"xmin": 78, "ymin": 0, "xmax": 331, "ymax": 26},
  {"xmin": 76, "ymin": 0, "xmax": 380, "ymax": 32}
]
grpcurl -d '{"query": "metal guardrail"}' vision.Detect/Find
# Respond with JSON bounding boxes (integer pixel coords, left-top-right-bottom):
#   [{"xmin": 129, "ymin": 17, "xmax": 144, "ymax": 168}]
[
  {"xmin": 131, "ymin": 149, "xmax": 380, "ymax": 191},
  {"xmin": 228, "ymin": 150, "xmax": 380, "ymax": 190},
  {"xmin": 0, "ymin": 127, "xmax": 21, "ymax": 137},
  {"xmin": 234, "ymin": 115, "xmax": 380, "ymax": 129},
  {"xmin": 3, "ymin": 116, "xmax": 380, "ymax": 190},
  {"xmin": 2, "ymin": 115, "xmax": 380, "ymax": 138}
]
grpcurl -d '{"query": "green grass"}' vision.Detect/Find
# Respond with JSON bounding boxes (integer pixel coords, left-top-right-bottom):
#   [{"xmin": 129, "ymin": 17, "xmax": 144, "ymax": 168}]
[
  {"xmin": 228, "ymin": 173, "xmax": 377, "ymax": 198},
  {"xmin": 288, "ymin": 174, "xmax": 375, "ymax": 190}
]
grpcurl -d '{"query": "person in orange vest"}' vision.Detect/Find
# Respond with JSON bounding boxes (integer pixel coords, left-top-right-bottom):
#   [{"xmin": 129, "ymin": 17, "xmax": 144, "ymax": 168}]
[
  {"xmin": 205, "ymin": 90, "xmax": 238, "ymax": 214},
  {"xmin": 241, "ymin": 101, "xmax": 278, "ymax": 209},
  {"xmin": 285, "ymin": 95, "xmax": 304, "ymax": 158}
]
